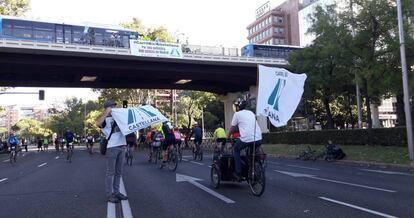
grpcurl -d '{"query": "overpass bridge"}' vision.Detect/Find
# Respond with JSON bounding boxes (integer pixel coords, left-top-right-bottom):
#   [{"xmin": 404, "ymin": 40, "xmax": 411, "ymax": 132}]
[{"xmin": 0, "ymin": 38, "xmax": 289, "ymax": 132}]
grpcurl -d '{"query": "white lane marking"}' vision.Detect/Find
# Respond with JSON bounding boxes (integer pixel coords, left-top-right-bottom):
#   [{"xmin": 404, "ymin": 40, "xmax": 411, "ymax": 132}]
[
  {"xmin": 183, "ymin": 155, "xmax": 193, "ymax": 158},
  {"xmin": 3, "ymin": 159, "xmax": 10, "ymax": 163},
  {"xmin": 319, "ymin": 197, "xmax": 398, "ymax": 218},
  {"xmin": 275, "ymin": 170, "xmax": 396, "ymax": 193},
  {"xmin": 38, "ymin": 163, "xmax": 47, "ymax": 167},
  {"xmin": 361, "ymin": 169, "xmax": 414, "ymax": 176},
  {"xmin": 182, "ymin": 159, "xmax": 189, "ymax": 162},
  {"xmin": 0, "ymin": 178, "xmax": 8, "ymax": 183},
  {"xmin": 190, "ymin": 161, "xmax": 204, "ymax": 166},
  {"xmin": 55, "ymin": 156, "xmax": 60, "ymax": 159},
  {"xmin": 287, "ymin": 164, "xmax": 320, "ymax": 171},
  {"xmin": 208, "ymin": 166, "xmax": 212, "ymax": 168},
  {"xmin": 120, "ymin": 177, "xmax": 133, "ymax": 218},
  {"xmin": 107, "ymin": 202, "xmax": 116, "ymax": 218},
  {"xmin": 176, "ymin": 173, "xmax": 235, "ymax": 204},
  {"xmin": 311, "ymin": 177, "xmax": 396, "ymax": 193}
]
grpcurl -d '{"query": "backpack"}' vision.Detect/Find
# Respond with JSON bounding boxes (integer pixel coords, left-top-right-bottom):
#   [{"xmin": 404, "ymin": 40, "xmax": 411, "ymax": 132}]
[
  {"xmin": 173, "ymin": 131, "xmax": 181, "ymax": 140},
  {"xmin": 126, "ymin": 132, "xmax": 137, "ymax": 144}
]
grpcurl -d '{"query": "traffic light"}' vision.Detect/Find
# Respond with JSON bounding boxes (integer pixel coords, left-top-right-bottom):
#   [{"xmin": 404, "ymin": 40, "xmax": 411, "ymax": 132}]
[
  {"xmin": 39, "ymin": 90, "xmax": 45, "ymax": 100},
  {"xmin": 122, "ymin": 100, "xmax": 128, "ymax": 108}
]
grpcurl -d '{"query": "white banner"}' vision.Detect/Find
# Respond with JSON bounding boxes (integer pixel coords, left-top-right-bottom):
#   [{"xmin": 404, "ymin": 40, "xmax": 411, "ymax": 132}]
[
  {"xmin": 129, "ymin": 40, "xmax": 183, "ymax": 58},
  {"xmin": 111, "ymin": 105, "xmax": 168, "ymax": 135},
  {"xmin": 256, "ymin": 65, "xmax": 307, "ymax": 127}
]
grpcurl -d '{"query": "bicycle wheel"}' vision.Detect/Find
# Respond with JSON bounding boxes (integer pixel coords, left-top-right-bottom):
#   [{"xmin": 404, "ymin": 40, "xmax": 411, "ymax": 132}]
[
  {"xmin": 128, "ymin": 151, "xmax": 133, "ymax": 166},
  {"xmin": 249, "ymin": 161, "xmax": 266, "ymax": 197},
  {"xmin": 9, "ymin": 152, "xmax": 14, "ymax": 164},
  {"xmin": 210, "ymin": 164, "xmax": 221, "ymax": 189},
  {"xmin": 199, "ymin": 150, "xmax": 203, "ymax": 161},
  {"xmin": 192, "ymin": 147, "xmax": 196, "ymax": 160},
  {"xmin": 167, "ymin": 149, "xmax": 178, "ymax": 172},
  {"xmin": 178, "ymin": 147, "xmax": 182, "ymax": 162}
]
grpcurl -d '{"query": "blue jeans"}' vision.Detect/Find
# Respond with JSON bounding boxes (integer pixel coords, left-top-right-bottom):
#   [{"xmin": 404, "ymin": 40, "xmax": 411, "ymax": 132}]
[{"xmin": 234, "ymin": 140, "xmax": 262, "ymax": 175}]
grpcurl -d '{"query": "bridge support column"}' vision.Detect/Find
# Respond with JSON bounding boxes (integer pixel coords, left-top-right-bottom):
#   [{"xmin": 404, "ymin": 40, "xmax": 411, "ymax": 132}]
[
  {"xmin": 250, "ymin": 86, "xmax": 269, "ymax": 133},
  {"xmin": 220, "ymin": 93, "xmax": 238, "ymax": 133}
]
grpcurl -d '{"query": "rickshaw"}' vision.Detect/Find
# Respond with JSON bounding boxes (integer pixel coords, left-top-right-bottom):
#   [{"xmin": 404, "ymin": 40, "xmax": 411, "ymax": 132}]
[{"xmin": 210, "ymin": 138, "xmax": 266, "ymax": 196}]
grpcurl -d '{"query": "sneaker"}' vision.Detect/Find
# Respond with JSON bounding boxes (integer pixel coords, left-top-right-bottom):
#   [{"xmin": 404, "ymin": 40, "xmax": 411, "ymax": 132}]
[
  {"xmin": 107, "ymin": 195, "xmax": 120, "ymax": 203},
  {"xmin": 115, "ymin": 193, "xmax": 128, "ymax": 200}
]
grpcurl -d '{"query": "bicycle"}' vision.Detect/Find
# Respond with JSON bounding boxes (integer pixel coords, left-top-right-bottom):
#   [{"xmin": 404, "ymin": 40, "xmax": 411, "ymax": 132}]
[
  {"xmin": 176, "ymin": 143, "xmax": 183, "ymax": 162},
  {"xmin": 66, "ymin": 142, "xmax": 74, "ymax": 163},
  {"xmin": 192, "ymin": 143, "xmax": 203, "ymax": 161},
  {"xmin": 9, "ymin": 146, "xmax": 18, "ymax": 164},
  {"xmin": 159, "ymin": 145, "xmax": 178, "ymax": 171},
  {"xmin": 211, "ymin": 143, "xmax": 266, "ymax": 196},
  {"xmin": 125, "ymin": 145, "xmax": 133, "ymax": 166},
  {"xmin": 296, "ymin": 145, "xmax": 317, "ymax": 161}
]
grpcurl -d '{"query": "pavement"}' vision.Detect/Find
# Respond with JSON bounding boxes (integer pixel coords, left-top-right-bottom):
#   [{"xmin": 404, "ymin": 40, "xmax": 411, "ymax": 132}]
[{"xmin": 0, "ymin": 145, "xmax": 413, "ymax": 218}]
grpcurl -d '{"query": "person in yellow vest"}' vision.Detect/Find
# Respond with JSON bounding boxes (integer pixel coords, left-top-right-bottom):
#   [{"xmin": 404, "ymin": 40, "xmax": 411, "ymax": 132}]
[{"xmin": 213, "ymin": 124, "xmax": 227, "ymax": 152}]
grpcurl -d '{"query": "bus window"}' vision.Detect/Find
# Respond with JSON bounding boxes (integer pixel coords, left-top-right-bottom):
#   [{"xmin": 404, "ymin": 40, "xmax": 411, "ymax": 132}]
[
  {"xmin": 93, "ymin": 28, "xmax": 104, "ymax": 45},
  {"xmin": 2, "ymin": 19, "xmax": 13, "ymax": 36},
  {"xmin": 56, "ymin": 25, "xmax": 64, "ymax": 43},
  {"xmin": 64, "ymin": 26, "xmax": 72, "ymax": 44},
  {"xmin": 33, "ymin": 22, "xmax": 54, "ymax": 42},
  {"xmin": 12, "ymin": 20, "xmax": 33, "ymax": 39},
  {"xmin": 72, "ymin": 26, "xmax": 83, "ymax": 44}
]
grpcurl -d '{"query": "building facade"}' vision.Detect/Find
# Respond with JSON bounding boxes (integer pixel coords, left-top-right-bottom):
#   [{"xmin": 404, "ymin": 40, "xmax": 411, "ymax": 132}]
[
  {"xmin": 247, "ymin": 0, "xmax": 303, "ymax": 46},
  {"xmin": 0, "ymin": 105, "xmax": 49, "ymax": 132}
]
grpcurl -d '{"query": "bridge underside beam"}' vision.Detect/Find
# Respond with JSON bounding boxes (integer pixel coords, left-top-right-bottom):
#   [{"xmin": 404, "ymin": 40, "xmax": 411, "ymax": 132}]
[{"xmin": 0, "ymin": 47, "xmax": 279, "ymax": 94}]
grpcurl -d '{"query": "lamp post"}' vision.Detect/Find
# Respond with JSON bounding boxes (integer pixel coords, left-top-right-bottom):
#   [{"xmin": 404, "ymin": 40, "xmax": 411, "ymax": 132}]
[{"xmin": 396, "ymin": 0, "xmax": 414, "ymax": 160}]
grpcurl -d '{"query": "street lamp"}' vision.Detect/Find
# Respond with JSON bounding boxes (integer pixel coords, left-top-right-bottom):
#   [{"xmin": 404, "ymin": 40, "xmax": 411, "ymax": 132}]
[{"xmin": 396, "ymin": 0, "xmax": 414, "ymax": 160}]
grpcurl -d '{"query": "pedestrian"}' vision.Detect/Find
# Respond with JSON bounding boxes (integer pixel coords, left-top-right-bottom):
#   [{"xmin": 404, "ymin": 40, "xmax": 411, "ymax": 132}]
[
  {"xmin": 37, "ymin": 136, "xmax": 43, "ymax": 152},
  {"xmin": 21, "ymin": 137, "xmax": 28, "ymax": 152},
  {"xmin": 96, "ymin": 100, "xmax": 128, "ymax": 204}
]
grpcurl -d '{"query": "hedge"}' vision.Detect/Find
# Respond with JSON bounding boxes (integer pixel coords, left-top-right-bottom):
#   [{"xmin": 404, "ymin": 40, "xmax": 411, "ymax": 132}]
[{"xmin": 262, "ymin": 127, "xmax": 410, "ymax": 147}]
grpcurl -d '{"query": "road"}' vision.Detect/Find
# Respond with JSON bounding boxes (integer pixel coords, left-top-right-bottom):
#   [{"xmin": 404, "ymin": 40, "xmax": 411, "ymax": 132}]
[{"xmin": 0, "ymin": 145, "xmax": 413, "ymax": 218}]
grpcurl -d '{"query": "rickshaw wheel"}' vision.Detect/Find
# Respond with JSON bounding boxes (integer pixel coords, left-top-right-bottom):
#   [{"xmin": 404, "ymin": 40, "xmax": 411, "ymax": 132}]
[
  {"xmin": 210, "ymin": 164, "xmax": 221, "ymax": 189},
  {"xmin": 249, "ymin": 162, "xmax": 266, "ymax": 196}
]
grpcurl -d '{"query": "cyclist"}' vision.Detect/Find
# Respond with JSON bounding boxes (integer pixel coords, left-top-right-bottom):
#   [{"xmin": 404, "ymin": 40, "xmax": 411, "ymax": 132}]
[
  {"xmin": 8, "ymin": 132, "xmax": 19, "ymax": 153},
  {"xmin": 86, "ymin": 134, "xmax": 94, "ymax": 154},
  {"xmin": 149, "ymin": 128, "xmax": 163, "ymax": 162},
  {"xmin": 37, "ymin": 136, "xmax": 43, "ymax": 152},
  {"xmin": 173, "ymin": 128, "xmax": 182, "ymax": 149},
  {"xmin": 227, "ymin": 99, "xmax": 262, "ymax": 180},
  {"xmin": 213, "ymin": 124, "xmax": 227, "ymax": 152},
  {"xmin": 64, "ymin": 129, "xmax": 75, "ymax": 151},
  {"xmin": 189, "ymin": 123, "xmax": 202, "ymax": 154},
  {"xmin": 161, "ymin": 122, "xmax": 175, "ymax": 166}
]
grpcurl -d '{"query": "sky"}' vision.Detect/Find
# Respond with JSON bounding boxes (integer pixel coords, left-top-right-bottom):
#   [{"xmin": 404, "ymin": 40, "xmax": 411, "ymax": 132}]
[{"xmin": 1, "ymin": 0, "xmax": 285, "ymax": 107}]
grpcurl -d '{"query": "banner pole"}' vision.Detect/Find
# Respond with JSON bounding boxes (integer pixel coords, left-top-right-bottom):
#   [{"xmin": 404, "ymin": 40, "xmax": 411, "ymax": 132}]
[{"xmin": 252, "ymin": 64, "xmax": 261, "ymax": 178}]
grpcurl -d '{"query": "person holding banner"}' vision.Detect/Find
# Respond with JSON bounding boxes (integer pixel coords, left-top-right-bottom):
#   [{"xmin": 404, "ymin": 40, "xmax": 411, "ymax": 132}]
[
  {"xmin": 227, "ymin": 100, "xmax": 262, "ymax": 180},
  {"xmin": 96, "ymin": 100, "xmax": 128, "ymax": 204}
]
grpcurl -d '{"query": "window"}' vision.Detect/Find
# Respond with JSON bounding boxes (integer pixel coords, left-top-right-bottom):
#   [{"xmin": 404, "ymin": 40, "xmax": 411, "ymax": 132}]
[
  {"xmin": 2, "ymin": 20, "xmax": 13, "ymax": 36},
  {"xmin": 72, "ymin": 26, "xmax": 83, "ymax": 43},
  {"xmin": 280, "ymin": 39, "xmax": 285, "ymax": 44},
  {"xmin": 12, "ymin": 20, "xmax": 32, "ymax": 39},
  {"xmin": 279, "ymin": 28, "xmax": 284, "ymax": 34},
  {"xmin": 64, "ymin": 27, "xmax": 72, "ymax": 44},
  {"xmin": 33, "ymin": 23, "xmax": 54, "ymax": 41},
  {"xmin": 278, "ymin": 17, "xmax": 284, "ymax": 24},
  {"xmin": 56, "ymin": 25, "xmax": 64, "ymax": 43}
]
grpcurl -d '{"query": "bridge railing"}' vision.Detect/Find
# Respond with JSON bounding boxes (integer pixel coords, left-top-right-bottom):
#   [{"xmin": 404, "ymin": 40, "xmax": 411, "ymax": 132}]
[{"xmin": 0, "ymin": 38, "xmax": 288, "ymax": 65}]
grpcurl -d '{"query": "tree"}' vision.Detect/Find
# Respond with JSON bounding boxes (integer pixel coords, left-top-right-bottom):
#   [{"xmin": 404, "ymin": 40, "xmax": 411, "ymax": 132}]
[
  {"xmin": 289, "ymin": 4, "xmax": 354, "ymax": 129},
  {"xmin": 120, "ymin": 17, "xmax": 174, "ymax": 42},
  {"xmin": 0, "ymin": 0, "xmax": 30, "ymax": 16},
  {"xmin": 84, "ymin": 110, "xmax": 102, "ymax": 136},
  {"xmin": 12, "ymin": 118, "xmax": 52, "ymax": 138}
]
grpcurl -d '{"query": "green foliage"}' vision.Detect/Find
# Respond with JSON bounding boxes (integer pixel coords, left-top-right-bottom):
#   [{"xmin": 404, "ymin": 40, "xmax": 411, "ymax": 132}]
[
  {"xmin": 0, "ymin": 0, "xmax": 30, "ymax": 16},
  {"xmin": 12, "ymin": 118, "xmax": 52, "ymax": 138},
  {"xmin": 84, "ymin": 110, "xmax": 102, "ymax": 135},
  {"xmin": 120, "ymin": 17, "xmax": 174, "ymax": 42}
]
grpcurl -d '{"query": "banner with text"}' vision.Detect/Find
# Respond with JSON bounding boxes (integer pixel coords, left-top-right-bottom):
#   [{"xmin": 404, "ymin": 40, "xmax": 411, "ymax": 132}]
[
  {"xmin": 130, "ymin": 40, "xmax": 183, "ymax": 58},
  {"xmin": 256, "ymin": 65, "xmax": 307, "ymax": 127},
  {"xmin": 111, "ymin": 105, "xmax": 168, "ymax": 135}
]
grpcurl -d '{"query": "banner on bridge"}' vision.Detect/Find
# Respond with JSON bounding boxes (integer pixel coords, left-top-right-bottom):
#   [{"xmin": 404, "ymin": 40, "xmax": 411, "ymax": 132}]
[
  {"xmin": 129, "ymin": 40, "xmax": 183, "ymax": 58},
  {"xmin": 256, "ymin": 65, "xmax": 307, "ymax": 127},
  {"xmin": 111, "ymin": 105, "xmax": 168, "ymax": 135}
]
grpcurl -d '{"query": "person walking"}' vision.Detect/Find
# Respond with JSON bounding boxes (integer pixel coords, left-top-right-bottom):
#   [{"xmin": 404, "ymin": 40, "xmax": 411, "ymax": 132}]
[{"xmin": 96, "ymin": 100, "xmax": 128, "ymax": 204}]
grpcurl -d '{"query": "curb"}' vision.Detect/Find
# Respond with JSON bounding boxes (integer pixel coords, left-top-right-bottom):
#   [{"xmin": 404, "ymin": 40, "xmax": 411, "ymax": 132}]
[{"xmin": 266, "ymin": 153, "xmax": 414, "ymax": 172}]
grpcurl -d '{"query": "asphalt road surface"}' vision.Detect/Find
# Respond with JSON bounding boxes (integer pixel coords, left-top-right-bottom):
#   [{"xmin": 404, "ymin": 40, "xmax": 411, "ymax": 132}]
[{"xmin": 0, "ymin": 145, "xmax": 413, "ymax": 218}]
